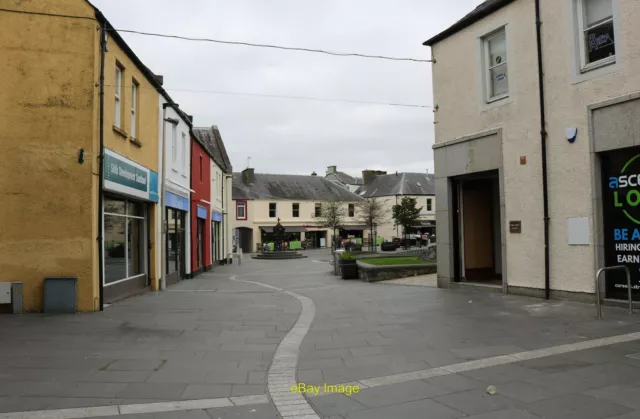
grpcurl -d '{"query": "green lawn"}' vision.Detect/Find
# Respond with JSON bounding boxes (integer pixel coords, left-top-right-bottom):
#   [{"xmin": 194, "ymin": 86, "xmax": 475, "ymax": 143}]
[{"xmin": 363, "ymin": 256, "xmax": 436, "ymax": 266}]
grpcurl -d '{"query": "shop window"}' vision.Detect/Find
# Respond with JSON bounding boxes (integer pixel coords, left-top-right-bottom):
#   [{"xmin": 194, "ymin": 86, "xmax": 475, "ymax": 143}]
[
  {"xmin": 237, "ymin": 201, "xmax": 247, "ymax": 220},
  {"xmin": 482, "ymin": 28, "xmax": 508, "ymax": 102},
  {"xmin": 104, "ymin": 197, "xmax": 146, "ymax": 285},
  {"xmin": 315, "ymin": 203, "xmax": 322, "ymax": 217},
  {"xmin": 293, "ymin": 203, "xmax": 300, "ymax": 218},
  {"xmin": 348, "ymin": 204, "xmax": 355, "ymax": 217},
  {"xmin": 269, "ymin": 202, "xmax": 277, "ymax": 218},
  {"xmin": 577, "ymin": 0, "xmax": 616, "ymax": 70}
]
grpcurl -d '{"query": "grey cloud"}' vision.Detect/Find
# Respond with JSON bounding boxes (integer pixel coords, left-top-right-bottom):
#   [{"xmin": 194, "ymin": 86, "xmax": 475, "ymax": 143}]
[{"xmin": 92, "ymin": 0, "xmax": 484, "ymax": 177}]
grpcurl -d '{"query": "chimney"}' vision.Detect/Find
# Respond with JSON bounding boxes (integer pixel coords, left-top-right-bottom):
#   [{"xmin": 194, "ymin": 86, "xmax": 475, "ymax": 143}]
[
  {"xmin": 242, "ymin": 168, "xmax": 255, "ymax": 185},
  {"xmin": 154, "ymin": 75, "xmax": 164, "ymax": 86},
  {"xmin": 311, "ymin": 171, "xmax": 317, "ymax": 176},
  {"xmin": 326, "ymin": 165, "xmax": 337, "ymax": 175},
  {"xmin": 362, "ymin": 170, "xmax": 387, "ymax": 185}
]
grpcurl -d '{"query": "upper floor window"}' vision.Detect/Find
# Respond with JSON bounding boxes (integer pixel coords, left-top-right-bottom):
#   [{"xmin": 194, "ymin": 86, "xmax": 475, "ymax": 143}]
[
  {"xmin": 171, "ymin": 125, "xmax": 177, "ymax": 164},
  {"xmin": 236, "ymin": 201, "xmax": 247, "ymax": 220},
  {"xmin": 292, "ymin": 203, "xmax": 300, "ymax": 218},
  {"xmin": 181, "ymin": 132, "xmax": 187, "ymax": 174},
  {"xmin": 269, "ymin": 203, "xmax": 277, "ymax": 218},
  {"xmin": 482, "ymin": 28, "xmax": 508, "ymax": 102},
  {"xmin": 114, "ymin": 65, "xmax": 123, "ymax": 128},
  {"xmin": 131, "ymin": 81, "xmax": 138, "ymax": 138},
  {"xmin": 578, "ymin": 0, "xmax": 615, "ymax": 70},
  {"xmin": 427, "ymin": 198, "xmax": 433, "ymax": 212},
  {"xmin": 315, "ymin": 203, "xmax": 322, "ymax": 217},
  {"xmin": 348, "ymin": 204, "xmax": 355, "ymax": 217}
]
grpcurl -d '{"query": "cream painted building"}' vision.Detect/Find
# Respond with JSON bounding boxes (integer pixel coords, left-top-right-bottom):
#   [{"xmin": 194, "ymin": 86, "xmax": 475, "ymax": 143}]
[
  {"xmin": 425, "ymin": 0, "xmax": 640, "ymax": 301},
  {"xmin": 355, "ymin": 172, "xmax": 436, "ymax": 242},
  {"xmin": 232, "ymin": 169, "xmax": 363, "ymax": 252}
]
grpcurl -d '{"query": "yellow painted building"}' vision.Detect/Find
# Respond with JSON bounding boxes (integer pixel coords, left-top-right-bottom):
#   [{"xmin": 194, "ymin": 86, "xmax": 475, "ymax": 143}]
[{"xmin": 0, "ymin": 0, "xmax": 164, "ymax": 311}]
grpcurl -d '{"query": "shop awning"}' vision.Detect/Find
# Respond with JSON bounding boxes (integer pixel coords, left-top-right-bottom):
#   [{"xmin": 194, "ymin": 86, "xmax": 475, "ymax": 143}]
[
  {"xmin": 340, "ymin": 225, "xmax": 368, "ymax": 231},
  {"xmin": 412, "ymin": 220, "xmax": 436, "ymax": 228},
  {"xmin": 260, "ymin": 226, "xmax": 308, "ymax": 233}
]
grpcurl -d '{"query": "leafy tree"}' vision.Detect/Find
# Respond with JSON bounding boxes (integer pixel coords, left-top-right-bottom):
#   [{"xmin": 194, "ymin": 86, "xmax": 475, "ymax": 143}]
[
  {"xmin": 392, "ymin": 197, "xmax": 422, "ymax": 249},
  {"xmin": 357, "ymin": 198, "xmax": 390, "ymax": 252},
  {"xmin": 316, "ymin": 199, "xmax": 346, "ymax": 251}
]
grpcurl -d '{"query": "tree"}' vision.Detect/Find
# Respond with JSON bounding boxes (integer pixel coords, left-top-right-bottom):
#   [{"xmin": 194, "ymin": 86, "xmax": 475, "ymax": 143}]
[
  {"xmin": 316, "ymin": 199, "xmax": 346, "ymax": 251},
  {"xmin": 392, "ymin": 197, "xmax": 422, "ymax": 249},
  {"xmin": 357, "ymin": 198, "xmax": 390, "ymax": 252}
]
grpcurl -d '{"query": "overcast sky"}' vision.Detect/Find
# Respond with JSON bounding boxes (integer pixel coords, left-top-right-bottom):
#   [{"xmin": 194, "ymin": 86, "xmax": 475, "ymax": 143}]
[{"xmin": 92, "ymin": 0, "xmax": 483, "ymax": 177}]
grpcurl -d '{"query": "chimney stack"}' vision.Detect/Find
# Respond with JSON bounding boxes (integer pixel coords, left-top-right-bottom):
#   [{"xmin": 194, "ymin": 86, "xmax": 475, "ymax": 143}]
[
  {"xmin": 311, "ymin": 171, "xmax": 317, "ymax": 176},
  {"xmin": 242, "ymin": 168, "xmax": 255, "ymax": 185},
  {"xmin": 362, "ymin": 170, "xmax": 387, "ymax": 185},
  {"xmin": 326, "ymin": 165, "xmax": 337, "ymax": 175}
]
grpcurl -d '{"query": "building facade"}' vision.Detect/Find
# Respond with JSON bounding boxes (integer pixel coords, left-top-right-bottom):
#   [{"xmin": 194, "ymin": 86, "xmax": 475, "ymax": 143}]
[
  {"xmin": 355, "ymin": 172, "xmax": 436, "ymax": 242},
  {"xmin": 190, "ymin": 135, "xmax": 212, "ymax": 276},
  {"xmin": 0, "ymin": 0, "xmax": 185, "ymax": 311},
  {"xmin": 193, "ymin": 126, "xmax": 234, "ymax": 266},
  {"xmin": 158, "ymin": 99, "xmax": 192, "ymax": 286},
  {"xmin": 425, "ymin": 0, "xmax": 640, "ymax": 300},
  {"xmin": 232, "ymin": 169, "xmax": 363, "ymax": 253}
]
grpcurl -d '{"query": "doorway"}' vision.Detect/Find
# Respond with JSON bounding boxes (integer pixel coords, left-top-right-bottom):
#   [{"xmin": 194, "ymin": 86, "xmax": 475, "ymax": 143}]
[
  {"xmin": 165, "ymin": 207, "xmax": 186, "ymax": 286},
  {"xmin": 452, "ymin": 172, "xmax": 502, "ymax": 285}
]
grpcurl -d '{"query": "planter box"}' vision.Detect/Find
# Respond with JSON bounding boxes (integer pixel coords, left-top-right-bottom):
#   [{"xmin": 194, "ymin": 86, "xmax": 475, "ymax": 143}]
[
  {"xmin": 356, "ymin": 261, "xmax": 437, "ymax": 283},
  {"xmin": 339, "ymin": 259, "xmax": 359, "ymax": 280}
]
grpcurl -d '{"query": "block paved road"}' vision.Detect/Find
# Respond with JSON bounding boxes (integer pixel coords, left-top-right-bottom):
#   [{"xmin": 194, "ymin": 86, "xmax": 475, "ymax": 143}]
[{"xmin": 2, "ymin": 249, "xmax": 640, "ymax": 418}]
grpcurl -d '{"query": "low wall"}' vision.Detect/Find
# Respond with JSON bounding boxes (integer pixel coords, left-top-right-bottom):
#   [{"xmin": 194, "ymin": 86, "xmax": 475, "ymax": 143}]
[{"xmin": 357, "ymin": 261, "xmax": 437, "ymax": 283}]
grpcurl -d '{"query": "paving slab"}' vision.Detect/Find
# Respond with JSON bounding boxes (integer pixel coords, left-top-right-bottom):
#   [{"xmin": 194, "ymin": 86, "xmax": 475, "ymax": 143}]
[{"xmin": 524, "ymin": 393, "xmax": 632, "ymax": 419}]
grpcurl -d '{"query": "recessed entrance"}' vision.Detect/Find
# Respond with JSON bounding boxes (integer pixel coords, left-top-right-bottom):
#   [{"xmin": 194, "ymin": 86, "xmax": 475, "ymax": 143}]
[{"xmin": 452, "ymin": 172, "xmax": 502, "ymax": 286}]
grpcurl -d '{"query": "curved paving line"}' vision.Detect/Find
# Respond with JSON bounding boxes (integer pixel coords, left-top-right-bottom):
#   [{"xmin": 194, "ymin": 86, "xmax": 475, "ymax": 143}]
[{"xmin": 230, "ymin": 275, "xmax": 321, "ymax": 419}]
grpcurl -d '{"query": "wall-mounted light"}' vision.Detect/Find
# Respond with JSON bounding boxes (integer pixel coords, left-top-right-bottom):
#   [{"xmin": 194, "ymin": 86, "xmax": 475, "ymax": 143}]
[
  {"xmin": 78, "ymin": 148, "xmax": 85, "ymax": 164},
  {"xmin": 566, "ymin": 127, "xmax": 578, "ymax": 144}
]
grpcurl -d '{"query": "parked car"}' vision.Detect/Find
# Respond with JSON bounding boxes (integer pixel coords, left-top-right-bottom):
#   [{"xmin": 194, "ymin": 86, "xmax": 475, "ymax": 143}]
[{"xmin": 381, "ymin": 242, "xmax": 397, "ymax": 252}]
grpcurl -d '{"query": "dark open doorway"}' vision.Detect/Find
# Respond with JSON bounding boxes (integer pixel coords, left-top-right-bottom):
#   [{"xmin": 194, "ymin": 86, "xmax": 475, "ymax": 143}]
[{"xmin": 452, "ymin": 171, "xmax": 502, "ymax": 286}]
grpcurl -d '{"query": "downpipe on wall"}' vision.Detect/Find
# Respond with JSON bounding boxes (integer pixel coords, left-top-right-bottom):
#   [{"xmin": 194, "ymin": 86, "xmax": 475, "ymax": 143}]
[
  {"xmin": 535, "ymin": 0, "xmax": 551, "ymax": 300},
  {"xmin": 97, "ymin": 16, "xmax": 107, "ymax": 311}
]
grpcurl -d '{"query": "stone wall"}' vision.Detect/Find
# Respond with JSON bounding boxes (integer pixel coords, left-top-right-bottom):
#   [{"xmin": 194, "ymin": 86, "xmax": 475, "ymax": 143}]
[{"xmin": 357, "ymin": 262, "xmax": 437, "ymax": 283}]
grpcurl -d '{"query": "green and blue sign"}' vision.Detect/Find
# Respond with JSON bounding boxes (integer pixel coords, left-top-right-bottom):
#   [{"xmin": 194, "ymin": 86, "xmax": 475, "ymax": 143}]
[
  {"xmin": 103, "ymin": 148, "xmax": 158, "ymax": 202},
  {"xmin": 604, "ymin": 149, "xmax": 640, "ymax": 300}
]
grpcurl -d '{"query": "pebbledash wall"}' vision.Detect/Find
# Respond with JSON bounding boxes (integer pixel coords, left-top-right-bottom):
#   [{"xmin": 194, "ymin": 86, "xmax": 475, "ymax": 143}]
[{"xmin": 427, "ymin": 0, "xmax": 640, "ymax": 299}]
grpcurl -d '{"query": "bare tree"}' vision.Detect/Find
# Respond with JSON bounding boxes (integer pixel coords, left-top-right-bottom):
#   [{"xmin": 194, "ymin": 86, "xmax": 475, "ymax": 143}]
[
  {"xmin": 357, "ymin": 198, "xmax": 390, "ymax": 252},
  {"xmin": 315, "ymin": 199, "xmax": 346, "ymax": 251}
]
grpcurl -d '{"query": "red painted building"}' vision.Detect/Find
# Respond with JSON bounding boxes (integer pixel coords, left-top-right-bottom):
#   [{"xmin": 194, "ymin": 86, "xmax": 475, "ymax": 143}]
[{"xmin": 190, "ymin": 134, "xmax": 212, "ymax": 276}]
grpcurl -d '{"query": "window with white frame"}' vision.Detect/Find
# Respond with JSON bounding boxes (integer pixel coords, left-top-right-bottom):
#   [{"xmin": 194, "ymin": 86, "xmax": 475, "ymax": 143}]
[
  {"xmin": 171, "ymin": 125, "xmax": 177, "ymax": 164},
  {"xmin": 482, "ymin": 28, "xmax": 509, "ymax": 102},
  {"xmin": 182, "ymin": 132, "xmax": 187, "ymax": 174},
  {"xmin": 237, "ymin": 201, "xmax": 246, "ymax": 220},
  {"xmin": 577, "ymin": 0, "xmax": 615, "ymax": 69},
  {"xmin": 427, "ymin": 198, "xmax": 433, "ymax": 212},
  {"xmin": 269, "ymin": 202, "xmax": 277, "ymax": 218},
  {"xmin": 114, "ymin": 66, "xmax": 122, "ymax": 128},
  {"xmin": 131, "ymin": 81, "xmax": 138, "ymax": 138}
]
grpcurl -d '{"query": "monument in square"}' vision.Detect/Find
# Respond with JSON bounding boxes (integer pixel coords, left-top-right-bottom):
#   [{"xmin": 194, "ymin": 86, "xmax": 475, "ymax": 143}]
[{"xmin": 252, "ymin": 218, "xmax": 307, "ymax": 260}]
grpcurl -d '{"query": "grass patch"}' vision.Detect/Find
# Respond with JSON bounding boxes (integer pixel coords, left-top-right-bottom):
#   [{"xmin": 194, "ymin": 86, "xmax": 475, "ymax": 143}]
[{"xmin": 363, "ymin": 256, "xmax": 435, "ymax": 266}]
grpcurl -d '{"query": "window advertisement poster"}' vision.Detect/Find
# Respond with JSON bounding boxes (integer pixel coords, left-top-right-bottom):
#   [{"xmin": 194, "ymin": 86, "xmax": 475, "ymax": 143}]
[{"xmin": 602, "ymin": 148, "xmax": 640, "ymax": 300}]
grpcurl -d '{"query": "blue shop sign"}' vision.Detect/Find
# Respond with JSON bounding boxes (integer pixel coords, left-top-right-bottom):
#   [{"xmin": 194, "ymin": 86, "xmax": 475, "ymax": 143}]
[
  {"xmin": 212, "ymin": 211, "xmax": 223, "ymax": 222},
  {"xmin": 165, "ymin": 192, "xmax": 189, "ymax": 211},
  {"xmin": 197, "ymin": 205, "xmax": 208, "ymax": 220}
]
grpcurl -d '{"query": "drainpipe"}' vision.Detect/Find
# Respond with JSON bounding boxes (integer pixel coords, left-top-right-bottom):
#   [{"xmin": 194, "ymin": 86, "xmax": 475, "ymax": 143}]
[
  {"xmin": 97, "ymin": 19, "xmax": 106, "ymax": 311},
  {"xmin": 535, "ymin": 0, "xmax": 551, "ymax": 300}
]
